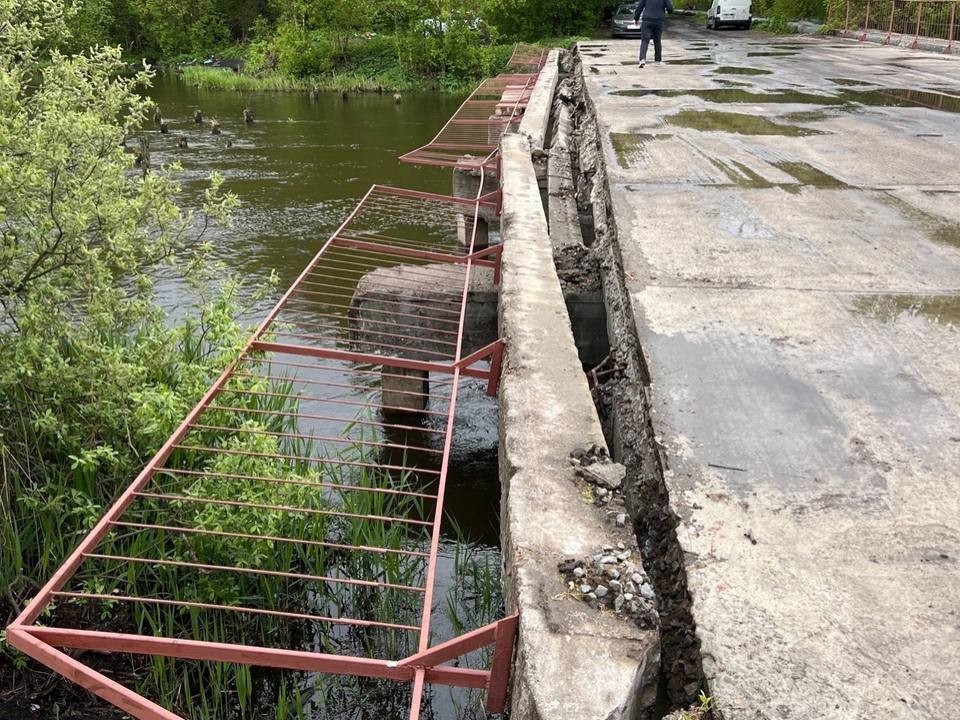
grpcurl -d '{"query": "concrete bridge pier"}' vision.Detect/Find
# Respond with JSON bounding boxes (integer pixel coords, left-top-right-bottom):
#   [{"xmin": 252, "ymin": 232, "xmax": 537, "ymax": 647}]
[{"xmin": 380, "ymin": 367, "xmax": 430, "ymax": 416}]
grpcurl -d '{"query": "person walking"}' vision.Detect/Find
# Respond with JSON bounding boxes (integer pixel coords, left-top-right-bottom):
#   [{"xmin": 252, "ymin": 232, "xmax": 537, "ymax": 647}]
[{"xmin": 634, "ymin": 0, "xmax": 674, "ymax": 67}]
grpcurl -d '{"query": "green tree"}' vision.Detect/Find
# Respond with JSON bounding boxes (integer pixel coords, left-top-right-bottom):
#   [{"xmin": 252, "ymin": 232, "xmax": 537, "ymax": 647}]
[{"xmin": 0, "ymin": 0, "xmax": 244, "ymax": 603}]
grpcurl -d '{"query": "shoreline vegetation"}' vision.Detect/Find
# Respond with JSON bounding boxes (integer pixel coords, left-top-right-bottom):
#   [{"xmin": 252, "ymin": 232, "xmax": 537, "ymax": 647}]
[{"xmin": 173, "ymin": 37, "xmax": 580, "ymax": 95}]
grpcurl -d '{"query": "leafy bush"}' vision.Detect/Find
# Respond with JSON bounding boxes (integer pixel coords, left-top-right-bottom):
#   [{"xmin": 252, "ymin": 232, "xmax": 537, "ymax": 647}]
[{"xmin": 273, "ymin": 23, "xmax": 337, "ymax": 77}]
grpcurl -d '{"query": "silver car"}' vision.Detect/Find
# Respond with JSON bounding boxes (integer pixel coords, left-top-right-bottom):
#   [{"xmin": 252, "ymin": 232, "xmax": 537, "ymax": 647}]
[{"xmin": 611, "ymin": 4, "xmax": 643, "ymax": 37}]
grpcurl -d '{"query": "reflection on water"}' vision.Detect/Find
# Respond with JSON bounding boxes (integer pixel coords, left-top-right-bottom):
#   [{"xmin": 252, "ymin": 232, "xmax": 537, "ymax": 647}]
[{"xmin": 146, "ymin": 73, "xmax": 463, "ymax": 313}]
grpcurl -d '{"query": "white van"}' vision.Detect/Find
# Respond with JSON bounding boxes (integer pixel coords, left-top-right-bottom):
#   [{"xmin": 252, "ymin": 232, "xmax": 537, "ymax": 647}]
[{"xmin": 706, "ymin": 0, "xmax": 752, "ymax": 29}]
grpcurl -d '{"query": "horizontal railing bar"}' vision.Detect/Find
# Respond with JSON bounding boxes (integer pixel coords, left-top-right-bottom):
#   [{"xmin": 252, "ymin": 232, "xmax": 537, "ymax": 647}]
[
  {"xmin": 108, "ymin": 521, "xmax": 430, "ymax": 558},
  {"xmin": 267, "ymin": 312, "xmax": 462, "ymax": 339},
  {"xmin": 285, "ymin": 286, "xmax": 464, "ymax": 318},
  {"xmin": 296, "ymin": 273, "xmax": 467, "ymax": 306},
  {"xmin": 50, "ymin": 593, "xmax": 420, "ymax": 631},
  {"xmin": 279, "ymin": 296, "xmax": 464, "ymax": 325},
  {"xmin": 202, "ymin": 402, "xmax": 449, "ymax": 437},
  {"xmin": 152, "ymin": 468, "xmax": 438, "ymax": 501},
  {"xmin": 217, "ymin": 386, "xmax": 452, "ymax": 418},
  {"xmin": 312, "ymin": 252, "xmax": 470, "ymax": 281},
  {"xmin": 167, "ymin": 444, "xmax": 444, "ymax": 476},
  {"xmin": 269, "ymin": 330, "xmax": 457, "ymax": 359},
  {"xmin": 249, "ymin": 341, "xmax": 493, "ymax": 381},
  {"xmin": 229, "ymin": 369, "xmax": 450, "ymax": 400},
  {"xmin": 83, "ymin": 553, "xmax": 426, "ymax": 593},
  {"xmin": 184, "ymin": 423, "xmax": 445, "ymax": 456},
  {"xmin": 132, "ymin": 491, "xmax": 435, "ymax": 527},
  {"xmin": 236, "ymin": 354, "xmax": 459, "ymax": 386},
  {"xmin": 18, "ymin": 628, "xmax": 491, "ymax": 688}
]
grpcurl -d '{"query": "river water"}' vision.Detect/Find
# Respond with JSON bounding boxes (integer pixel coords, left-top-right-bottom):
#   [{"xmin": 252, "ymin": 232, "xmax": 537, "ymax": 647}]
[{"xmin": 144, "ymin": 74, "xmax": 502, "ymax": 718}]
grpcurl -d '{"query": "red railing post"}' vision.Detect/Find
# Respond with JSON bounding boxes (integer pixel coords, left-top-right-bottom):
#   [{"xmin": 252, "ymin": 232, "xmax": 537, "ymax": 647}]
[
  {"xmin": 885, "ymin": 0, "xmax": 896, "ymax": 42},
  {"xmin": 912, "ymin": 0, "xmax": 923, "ymax": 46},
  {"xmin": 860, "ymin": 0, "xmax": 872, "ymax": 39},
  {"xmin": 947, "ymin": 1, "xmax": 956, "ymax": 50},
  {"xmin": 843, "ymin": 0, "xmax": 852, "ymax": 35},
  {"xmin": 484, "ymin": 615, "xmax": 520, "ymax": 712}
]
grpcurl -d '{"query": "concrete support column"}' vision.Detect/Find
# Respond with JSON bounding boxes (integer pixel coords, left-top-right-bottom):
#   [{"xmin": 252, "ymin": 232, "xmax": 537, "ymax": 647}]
[
  {"xmin": 381, "ymin": 367, "xmax": 429, "ymax": 416},
  {"xmin": 453, "ymin": 162, "xmax": 498, "ymax": 201},
  {"xmin": 457, "ymin": 213, "xmax": 489, "ymax": 250}
]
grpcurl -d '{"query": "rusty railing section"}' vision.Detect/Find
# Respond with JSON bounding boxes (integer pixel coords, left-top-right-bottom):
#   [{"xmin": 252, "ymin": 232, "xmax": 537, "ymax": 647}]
[{"xmin": 6, "ymin": 42, "xmax": 551, "ymax": 719}]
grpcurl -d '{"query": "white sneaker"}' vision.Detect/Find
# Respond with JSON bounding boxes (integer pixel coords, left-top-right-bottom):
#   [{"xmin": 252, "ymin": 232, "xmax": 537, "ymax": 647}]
[
  {"xmin": 654, "ymin": 60, "xmax": 662, "ymax": 64},
  {"xmin": 639, "ymin": 59, "xmax": 646, "ymax": 68}
]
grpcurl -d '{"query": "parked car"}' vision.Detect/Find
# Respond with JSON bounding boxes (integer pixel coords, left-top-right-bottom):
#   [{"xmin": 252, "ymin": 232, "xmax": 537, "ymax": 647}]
[
  {"xmin": 706, "ymin": 0, "xmax": 753, "ymax": 29},
  {"xmin": 611, "ymin": 3, "xmax": 643, "ymax": 37}
]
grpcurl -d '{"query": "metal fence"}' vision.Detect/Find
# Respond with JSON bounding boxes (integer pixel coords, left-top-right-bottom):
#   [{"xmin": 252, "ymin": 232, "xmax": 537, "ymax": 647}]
[
  {"xmin": 6, "ymin": 44, "xmax": 545, "ymax": 720},
  {"xmin": 838, "ymin": 0, "xmax": 959, "ymax": 50}
]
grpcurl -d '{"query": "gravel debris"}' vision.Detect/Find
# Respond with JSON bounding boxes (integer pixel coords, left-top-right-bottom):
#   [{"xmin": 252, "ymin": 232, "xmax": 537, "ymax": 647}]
[{"xmin": 558, "ymin": 549, "xmax": 658, "ymax": 628}]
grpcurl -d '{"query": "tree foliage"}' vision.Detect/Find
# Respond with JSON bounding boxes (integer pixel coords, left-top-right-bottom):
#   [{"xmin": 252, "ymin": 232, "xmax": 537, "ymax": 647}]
[{"xmin": 0, "ymin": 0, "xmax": 244, "ymax": 602}]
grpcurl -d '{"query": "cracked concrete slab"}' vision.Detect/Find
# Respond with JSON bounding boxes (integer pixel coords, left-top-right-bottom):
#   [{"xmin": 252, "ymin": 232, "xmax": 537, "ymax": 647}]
[{"xmin": 579, "ymin": 19, "xmax": 960, "ymax": 720}]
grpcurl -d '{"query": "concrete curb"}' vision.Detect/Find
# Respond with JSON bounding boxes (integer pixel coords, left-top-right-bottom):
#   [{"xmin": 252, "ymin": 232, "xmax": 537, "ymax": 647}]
[
  {"xmin": 836, "ymin": 29, "xmax": 960, "ymax": 54},
  {"xmin": 519, "ymin": 49, "xmax": 561, "ymax": 153},
  {"xmin": 498, "ymin": 133, "xmax": 659, "ymax": 720}
]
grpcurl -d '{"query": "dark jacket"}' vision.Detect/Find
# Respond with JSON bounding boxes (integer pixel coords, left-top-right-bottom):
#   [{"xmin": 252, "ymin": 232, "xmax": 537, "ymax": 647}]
[{"xmin": 635, "ymin": 0, "xmax": 674, "ymax": 22}]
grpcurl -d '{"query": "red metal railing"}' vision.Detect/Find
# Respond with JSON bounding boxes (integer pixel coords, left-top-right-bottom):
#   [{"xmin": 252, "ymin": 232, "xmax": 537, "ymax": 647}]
[
  {"xmin": 401, "ymin": 44, "xmax": 547, "ymax": 171},
  {"xmin": 7, "ymin": 42, "xmax": 548, "ymax": 720},
  {"xmin": 838, "ymin": 0, "xmax": 959, "ymax": 51}
]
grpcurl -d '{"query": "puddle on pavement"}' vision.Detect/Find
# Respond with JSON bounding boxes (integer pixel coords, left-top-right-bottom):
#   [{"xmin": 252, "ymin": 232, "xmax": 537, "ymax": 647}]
[
  {"xmin": 714, "ymin": 79, "xmax": 753, "ymax": 87},
  {"xmin": 712, "ymin": 65, "xmax": 772, "ymax": 75},
  {"xmin": 931, "ymin": 225, "xmax": 960, "ymax": 247},
  {"xmin": 710, "ymin": 158, "xmax": 773, "ymax": 188},
  {"xmin": 854, "ymin": 294, "xmax": 960, "ymax": 326},
  {"xmin": 666, "ymin": 109, "xmax": 825, "ymax": 135},
  {"xmin": 667, "ymin": 57, "xmax": 716, "ymax": 64},
  {"xmin": 837, "ymin": 88, "xmax": 960, "ymax": 113},
  {"xmin": 774, "ymin": 161, "xmax": 848, "ymax": 189},
  {"xmin": 708, "ymin": 158, "xmax": 847, "ymax": 191},
  {"xmin": 781, "ymin": 108, "xmax": 845, "ymax": 122},
  {"xmin": 829, "ymin": 77, "xmax": 874, "ymax": 87},
  {"xmin": 881, "ymin": 194, "xmax": 960, "ymax": 249},
  {"xmin": 747, "ymin": 51, "xmax": 798, "ymax": 57},
  {"xmin": 615, "ymin": 88, "xmax": 846, "ymax": 104},
  {"xmin": 610, "ymin": 131, "xmax": 673, "ymax": 166}
]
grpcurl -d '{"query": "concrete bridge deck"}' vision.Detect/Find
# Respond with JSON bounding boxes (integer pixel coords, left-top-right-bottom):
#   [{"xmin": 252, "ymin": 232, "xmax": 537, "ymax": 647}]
[{"xmin": 579, "ymin": 21, "xmax": 960, "ymax": 720}]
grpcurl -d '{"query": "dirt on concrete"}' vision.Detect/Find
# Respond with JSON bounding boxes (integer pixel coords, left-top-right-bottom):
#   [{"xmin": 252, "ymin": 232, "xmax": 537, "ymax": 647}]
[{"xmin": 554, "ymin": 244, "xmax": 602, "ymax": 293}]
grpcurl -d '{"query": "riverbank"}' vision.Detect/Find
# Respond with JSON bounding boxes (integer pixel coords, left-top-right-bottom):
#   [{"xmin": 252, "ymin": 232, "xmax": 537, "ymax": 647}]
[{"xmin": 174, "ymin": 36, "xmax": 581, "ymax": 94}]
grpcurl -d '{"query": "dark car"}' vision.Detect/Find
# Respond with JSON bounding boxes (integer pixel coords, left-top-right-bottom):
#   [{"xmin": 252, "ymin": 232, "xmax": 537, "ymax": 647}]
[{"xmin": 611, "ymin": 3, "xmax": 643, "ymax": 37}]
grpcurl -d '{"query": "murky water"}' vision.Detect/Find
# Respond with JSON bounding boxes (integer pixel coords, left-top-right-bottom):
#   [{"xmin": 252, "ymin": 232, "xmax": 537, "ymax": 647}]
[{"xmin": 143, "ymin": 75, "xmax": 502, "ymax": 717}]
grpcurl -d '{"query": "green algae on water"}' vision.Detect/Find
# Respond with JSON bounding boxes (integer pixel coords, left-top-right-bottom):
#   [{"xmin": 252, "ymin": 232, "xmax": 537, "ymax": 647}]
[
  {"xmin": 665, "ymin": 109, "xmax": 825, "ymax": 135},
  {"xmin": 712, "ymin": 66, "xmax": 772, "ymax": 75}
]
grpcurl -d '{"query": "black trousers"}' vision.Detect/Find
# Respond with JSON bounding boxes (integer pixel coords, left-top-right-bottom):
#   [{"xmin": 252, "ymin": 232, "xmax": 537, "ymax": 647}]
[{"xmin": 640, "ymin": 20, "xmax": 664, "ymax": 61}]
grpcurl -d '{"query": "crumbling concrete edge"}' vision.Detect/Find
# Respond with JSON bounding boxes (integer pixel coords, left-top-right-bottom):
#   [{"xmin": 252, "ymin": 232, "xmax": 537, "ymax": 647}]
[
  {"xmin": 498, "ymin": 133, "xmax": 660, "ymax": 720},
  {"xmin": 567, "ymin": 50, "xmax": 709, "ymax": 711},
  {"xmin": 518, "ymin": 49, "xmax": 561, "ymax": 153}
]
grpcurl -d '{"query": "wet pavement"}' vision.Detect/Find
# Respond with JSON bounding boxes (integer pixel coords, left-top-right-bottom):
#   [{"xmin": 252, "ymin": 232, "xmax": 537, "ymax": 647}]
[{"xmin": 580, "ymin": 20, "xmax": 960, "ymax": 720}]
